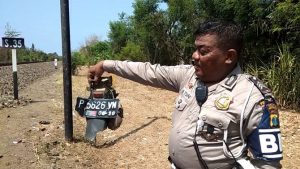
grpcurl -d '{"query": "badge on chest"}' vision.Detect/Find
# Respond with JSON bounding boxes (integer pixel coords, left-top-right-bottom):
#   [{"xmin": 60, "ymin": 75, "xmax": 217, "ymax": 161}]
[{"xmin": 214, "ymin": 93, "xmax": 233, "ymax": 110}]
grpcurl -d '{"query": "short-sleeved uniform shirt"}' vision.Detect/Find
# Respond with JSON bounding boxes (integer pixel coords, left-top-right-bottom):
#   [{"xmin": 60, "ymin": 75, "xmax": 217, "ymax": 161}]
[{"xmin": 104, "ymin": 60, "xmax": 282, "ymax": 169}]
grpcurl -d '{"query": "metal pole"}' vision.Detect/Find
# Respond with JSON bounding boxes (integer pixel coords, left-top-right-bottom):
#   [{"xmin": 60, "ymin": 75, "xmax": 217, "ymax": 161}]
[
  {"xmin": 12, "ymin": 49, "xmax": 18, "ymax": 100},
  {"xmin": 60, "ymin": 0, "xmax": 73, "ymax": 141}
]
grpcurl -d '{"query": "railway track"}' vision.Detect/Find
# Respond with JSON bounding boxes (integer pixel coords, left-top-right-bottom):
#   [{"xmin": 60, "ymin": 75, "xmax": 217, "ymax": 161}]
[
  {"xmin": 0, "ymin": 61, "xmax": 52, "ymax": 67},
  {"xmin": 0, "ymin": 61, "xmax": 60, "ymax": 109}
]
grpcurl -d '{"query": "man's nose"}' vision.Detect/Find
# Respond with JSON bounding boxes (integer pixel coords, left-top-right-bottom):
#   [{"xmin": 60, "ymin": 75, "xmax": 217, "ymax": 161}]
[{"xmin": 192, "ymin": 51, "xmax": 199, "ymax": 60}]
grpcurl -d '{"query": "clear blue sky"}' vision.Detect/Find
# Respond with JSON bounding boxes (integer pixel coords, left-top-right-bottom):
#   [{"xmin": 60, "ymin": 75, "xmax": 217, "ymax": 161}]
[{"xmin": 0, "ymin": 0, "xmax": 135, "ymax": 56}]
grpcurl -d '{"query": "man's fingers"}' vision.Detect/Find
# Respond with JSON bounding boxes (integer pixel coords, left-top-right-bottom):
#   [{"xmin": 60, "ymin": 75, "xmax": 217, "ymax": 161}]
[
  {"xmin": 87, "ymin": 62, "xmax": 104, "ymax": 84},
  {"xmin": 88, "ymin": 76, "xmax": 98, "ymax": 83},
  {"xmin": 88, "ymin": 73, "xmax": 100, "ymax": 84}
]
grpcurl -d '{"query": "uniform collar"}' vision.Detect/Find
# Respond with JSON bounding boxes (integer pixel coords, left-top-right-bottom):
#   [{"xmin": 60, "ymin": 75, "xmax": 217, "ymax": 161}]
[
  {"xmin": 220, "ymin": 65, "xmax": 242, "ymax": 90},
  {"xmin": 206, "ymin": 65, "xmax": 242, "ymax": 93}
]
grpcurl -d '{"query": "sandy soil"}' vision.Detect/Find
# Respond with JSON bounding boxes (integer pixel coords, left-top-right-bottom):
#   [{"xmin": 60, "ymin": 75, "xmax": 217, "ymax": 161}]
[{"xmin": 0, "ymin": 66, "xmax": 299, "ymax": 169}]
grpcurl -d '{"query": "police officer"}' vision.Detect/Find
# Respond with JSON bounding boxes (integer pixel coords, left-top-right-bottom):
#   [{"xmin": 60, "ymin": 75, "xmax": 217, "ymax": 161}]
[{"xmin": 88, "ymin": 21, "xmax": 282, "ymax": 169}]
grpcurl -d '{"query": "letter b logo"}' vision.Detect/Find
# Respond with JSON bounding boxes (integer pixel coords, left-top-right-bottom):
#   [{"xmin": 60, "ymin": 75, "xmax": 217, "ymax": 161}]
[{"xmin": 259, "ymin": 134, "xmax": 280, "ymax": 153}]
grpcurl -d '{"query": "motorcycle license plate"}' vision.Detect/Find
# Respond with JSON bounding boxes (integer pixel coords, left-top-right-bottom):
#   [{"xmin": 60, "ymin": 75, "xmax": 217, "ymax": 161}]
[{"xmin": 84, "ymin": 99, "xmax": 119, "ymax": 118}]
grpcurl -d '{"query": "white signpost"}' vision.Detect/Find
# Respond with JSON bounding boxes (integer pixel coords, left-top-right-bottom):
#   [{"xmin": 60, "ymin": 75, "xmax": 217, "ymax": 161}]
[{"xmin": 1, "ymin": 37, "xmax": 25, "ymax": 100}]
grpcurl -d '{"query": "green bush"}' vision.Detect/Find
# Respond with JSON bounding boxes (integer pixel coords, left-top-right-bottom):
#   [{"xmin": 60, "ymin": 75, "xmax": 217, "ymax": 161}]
[
  {"xmin": 115, "ymin": 42, "xmax": 146, "ymax": 61},
  {"xmin": 246, "ymin": 44, "xmax": 300, "ymax": 110},
  {"xmin": 71, "ymin": 52, "xmax": 86, "ymax": 75},
  {"xmin": 266, "ymin": 44, "xmax": 300, "ymax": 109}
]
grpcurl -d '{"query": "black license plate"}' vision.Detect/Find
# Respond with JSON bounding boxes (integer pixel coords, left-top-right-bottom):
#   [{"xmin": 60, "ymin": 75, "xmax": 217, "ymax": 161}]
[{"xmin": 84, "ymin": 99, "xmax": 120, "ymax": 118}]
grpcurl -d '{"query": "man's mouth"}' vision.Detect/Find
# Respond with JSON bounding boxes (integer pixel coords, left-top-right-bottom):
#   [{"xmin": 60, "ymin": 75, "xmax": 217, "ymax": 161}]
[
  {"xmin": 191, "ymin": 60, "xmax": 201, "ymax": 70},
  {"xmin": 193, "ymin": 64, "xmax": 201, "ymax": 69}
]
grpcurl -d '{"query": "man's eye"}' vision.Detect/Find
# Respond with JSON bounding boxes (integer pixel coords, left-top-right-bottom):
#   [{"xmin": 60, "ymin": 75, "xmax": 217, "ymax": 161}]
[{"xmin": 199, "ymin": 49, "xmax": 209, "ymax": 55}]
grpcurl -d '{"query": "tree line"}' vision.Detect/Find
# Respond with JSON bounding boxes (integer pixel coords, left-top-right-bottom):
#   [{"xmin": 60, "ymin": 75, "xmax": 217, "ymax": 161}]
[
  {"xmin": 0, "ymin": 47, "xmax": 59, "ymax": 64},
  {"xmin": 73, "ymin": 0, "xmax": 299, "ymax": 65},
  {"xmin": 73, "ymin": 0, "xmax": 300, "ymax": 109}
]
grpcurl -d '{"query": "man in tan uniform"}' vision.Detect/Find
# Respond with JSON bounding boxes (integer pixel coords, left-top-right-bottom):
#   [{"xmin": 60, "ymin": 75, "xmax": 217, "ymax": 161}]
[{"xmin": 88, "ymin": 21, "xmax": 282, "ymax": 169}]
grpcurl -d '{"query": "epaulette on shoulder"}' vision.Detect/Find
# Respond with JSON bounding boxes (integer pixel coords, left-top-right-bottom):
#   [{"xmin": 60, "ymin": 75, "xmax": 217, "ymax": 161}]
[{"xmin": 248, "ymin": 76, "xmax": 272, "ymax": 96}]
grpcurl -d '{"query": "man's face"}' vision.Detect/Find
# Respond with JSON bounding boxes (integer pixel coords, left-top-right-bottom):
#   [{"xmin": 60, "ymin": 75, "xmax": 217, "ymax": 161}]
[{"xmin": 192, "ymin": 34, "xmax": 230, "ymax": 83}]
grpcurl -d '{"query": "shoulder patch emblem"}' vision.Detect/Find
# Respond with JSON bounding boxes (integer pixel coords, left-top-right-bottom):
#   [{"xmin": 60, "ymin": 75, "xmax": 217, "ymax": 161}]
[
  {"xmin": 259, "ymin": 95, "xmax": 280, "ymax": 128},
  {"xmin": 267, "ymin": 102, "xmax": 280, "ymax": 128}
]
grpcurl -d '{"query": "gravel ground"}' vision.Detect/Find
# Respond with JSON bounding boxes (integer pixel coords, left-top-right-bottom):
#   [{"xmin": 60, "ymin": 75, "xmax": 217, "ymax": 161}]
[{"xmin": 0, "ymin": 62, "xmax": 59, "ymax": 109}]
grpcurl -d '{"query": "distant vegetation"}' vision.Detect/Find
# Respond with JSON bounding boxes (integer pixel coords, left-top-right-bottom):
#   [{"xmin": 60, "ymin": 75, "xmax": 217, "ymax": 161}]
[{"xmin": 0, "ymin": 47, "xmax": 60, "ymax": 64}]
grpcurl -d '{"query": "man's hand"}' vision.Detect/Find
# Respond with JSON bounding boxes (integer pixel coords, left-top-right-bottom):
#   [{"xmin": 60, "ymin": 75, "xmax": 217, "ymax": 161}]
[{"xmin": 88, "ymin": 61, "xmax": 105, "ymax": 84}]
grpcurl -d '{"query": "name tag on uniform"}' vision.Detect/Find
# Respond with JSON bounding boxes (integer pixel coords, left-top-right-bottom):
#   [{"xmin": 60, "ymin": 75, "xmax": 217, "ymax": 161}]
[
  {"xmin": 181, "ymin": 87, "xmax": 192, "ymax": 100},
  {"xmin": 176, "ymin": 87, "xmax": 193, "ymax": 111}
]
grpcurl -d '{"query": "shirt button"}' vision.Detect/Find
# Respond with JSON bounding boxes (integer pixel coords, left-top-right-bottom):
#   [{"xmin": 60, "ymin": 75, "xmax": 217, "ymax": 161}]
[
  {"xmin": 201, "ymin": 115, "xmax": 207, "ymax": 121},
  {"xmin": 218, "ymin": 122, "xmax": 223, "ymax": 127}
]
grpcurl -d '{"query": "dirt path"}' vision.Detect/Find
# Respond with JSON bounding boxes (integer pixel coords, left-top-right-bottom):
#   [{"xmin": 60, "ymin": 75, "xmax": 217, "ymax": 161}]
[{"xmin": 0, "ymin": 67, "xmax": 299, "ymax": 169}]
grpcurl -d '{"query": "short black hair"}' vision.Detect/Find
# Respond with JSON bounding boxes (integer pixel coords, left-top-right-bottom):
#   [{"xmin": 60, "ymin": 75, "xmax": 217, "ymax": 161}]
[{"xmin": 194, "ymin": 20, "xmax": 243, "ymax": 56}]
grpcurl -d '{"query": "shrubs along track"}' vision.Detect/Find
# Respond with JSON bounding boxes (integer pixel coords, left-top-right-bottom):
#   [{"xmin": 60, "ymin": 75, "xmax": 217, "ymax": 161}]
[{"xmin": 0, "ymin": 62, "xmax": 58, "ymax": 109}]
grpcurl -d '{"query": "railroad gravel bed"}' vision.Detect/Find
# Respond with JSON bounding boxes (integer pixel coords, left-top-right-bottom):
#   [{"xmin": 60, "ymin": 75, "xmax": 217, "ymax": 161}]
[{"xmin": 0, "ymin": 62, "xmax": 59, "ymax": 109}]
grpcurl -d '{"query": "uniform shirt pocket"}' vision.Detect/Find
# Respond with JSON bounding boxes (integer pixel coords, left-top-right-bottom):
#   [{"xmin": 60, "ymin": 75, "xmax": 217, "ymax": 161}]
[
  {"xmin": 198, "ymin": 110, "xmax": 235, "ymax": 141},
  {"xmin": 201, "ymin": 111, "xmax": 232, "ymax": 130}
]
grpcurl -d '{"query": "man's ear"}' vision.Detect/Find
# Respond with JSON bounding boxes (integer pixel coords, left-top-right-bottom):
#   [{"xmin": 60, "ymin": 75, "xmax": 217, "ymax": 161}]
[{"xmin": 225, "ymin": 49, "xmax": 237, "ymax": 64}]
